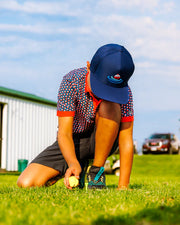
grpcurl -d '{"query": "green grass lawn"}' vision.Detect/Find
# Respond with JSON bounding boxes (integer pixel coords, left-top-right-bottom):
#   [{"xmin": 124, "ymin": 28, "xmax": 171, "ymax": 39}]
[{"xmin": 0, "ymin": 155, "xmax": 180, "ymax": 225}]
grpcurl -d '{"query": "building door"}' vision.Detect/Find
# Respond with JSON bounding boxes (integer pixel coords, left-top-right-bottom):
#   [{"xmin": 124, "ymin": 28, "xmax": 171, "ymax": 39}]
[{"xmin": 0, "ymin": 104, "xmax": 3, "ymax": 168}]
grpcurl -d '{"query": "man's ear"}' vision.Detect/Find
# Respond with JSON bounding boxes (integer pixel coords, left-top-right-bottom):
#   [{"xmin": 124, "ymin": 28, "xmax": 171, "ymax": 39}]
[{"xmin": 87, "ymin": 61, "xmax": 90, "ymax": 72}]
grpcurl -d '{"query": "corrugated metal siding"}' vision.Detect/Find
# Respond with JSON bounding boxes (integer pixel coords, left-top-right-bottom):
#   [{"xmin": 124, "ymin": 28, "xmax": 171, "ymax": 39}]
[{"xmin": 0, "ymin": 94, "xmax": 58, "ymax": 171}]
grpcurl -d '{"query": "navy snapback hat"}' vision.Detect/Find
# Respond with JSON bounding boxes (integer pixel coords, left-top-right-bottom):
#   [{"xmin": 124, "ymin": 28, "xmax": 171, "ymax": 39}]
[{"xmin": 90, "ymin": 44, "xmax": 135, "ymax": 104}]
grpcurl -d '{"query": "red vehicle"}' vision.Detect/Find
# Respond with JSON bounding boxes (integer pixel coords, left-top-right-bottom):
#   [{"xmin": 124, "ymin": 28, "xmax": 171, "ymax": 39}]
[{"xmin": 142, "ymin": 133, "xmax": 180, "ymax": 154}]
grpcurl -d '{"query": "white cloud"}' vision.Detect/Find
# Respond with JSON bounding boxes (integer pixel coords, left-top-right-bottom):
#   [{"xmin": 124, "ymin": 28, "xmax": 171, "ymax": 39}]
[
  {"xmin": 0, "ymin": 0, "xmax": 79, "ymax": 16},
  {"xmin": 97, "ymin": 0, "xmax": 175, "ymax": 14},
  {"xmin": 0, "ymin": 36, "xmax": 17, "ymax": 43},
  {"xmin": 157, "ymin": 1, "xmax": 175, "ymax": 14},
  {"xmin": 130, "ymin": 58, "xmax": 180, "ymax": 111},
  {"xmin": 98, "ymin": 0, "xmax": 159, "ymax": 10},
  {"xmin": 0, "ymin": 23, "xmax": 90, "ymax": 35},
  {"xmin": 131, "ymin": 70, "xmax": 180, "ymax": 112},
  {"xmin": 90, "ymin": 15, "xmax": 180, "ymax": 62},
  {"xmin": 0, "ymin": 36, "xmax": 62, "ymax": 58},
  {"xmin": 0, "ymin": 24, "xmax": 50, "ymax": 34},
  {"xmin": 136, "ymin": 61, "xmax": 180, "ymax": 83},
  {"xmin": 0, "ymin": 0, "xmax": 175, "ymax": 16},
  {"xmin": 0, "ymin": 13, "xmax": 180, "ymax": 63}
]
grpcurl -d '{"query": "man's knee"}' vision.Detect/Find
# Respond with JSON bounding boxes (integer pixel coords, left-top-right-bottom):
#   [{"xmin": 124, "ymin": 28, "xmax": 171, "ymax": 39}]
[
  {"xmin": 17, "ymin": 176, "xmax": 35, "ymax": 188},
  {"xmin": 17, "ymin": 176, "xmax": 48, "ymax": 187},
  {"xmin": 17, "ymin": 174, "xmax": 47, "ymax": 188},
  {"xmin": 17, "ymin": 163, "xmax": 61, "ymax": 188},
  {"xmin": 97, "ymin": 100, "xmax": 121, "ymax": 123}
]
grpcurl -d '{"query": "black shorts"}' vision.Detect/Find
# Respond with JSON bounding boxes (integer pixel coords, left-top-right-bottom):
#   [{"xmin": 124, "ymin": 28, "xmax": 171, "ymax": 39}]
[{"xmin": 31, "ymin": 128, "xmax": 118, "ymax": 176}]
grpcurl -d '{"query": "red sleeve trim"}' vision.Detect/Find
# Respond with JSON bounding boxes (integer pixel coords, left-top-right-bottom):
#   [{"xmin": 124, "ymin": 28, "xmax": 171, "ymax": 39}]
[
  {"xmin": 121, "ymin": 116, "xmax": 134, "ymax": 123},
  {"xmin": 57, "ymin": 111, "xmax": 75, "ymax": 117}
]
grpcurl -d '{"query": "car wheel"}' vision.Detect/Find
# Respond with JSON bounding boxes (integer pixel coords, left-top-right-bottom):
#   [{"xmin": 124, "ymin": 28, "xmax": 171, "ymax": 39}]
[
  {"xmin": 178, "ymin": 147, "xmax": 180, "ymax": 155},
  {"xmin": 168, "ymin": 146, "xmax": 173, "ymax": 154},
  {"xmin": 114, "ymin": 168, "xmax": 120, "ymax": 176}
]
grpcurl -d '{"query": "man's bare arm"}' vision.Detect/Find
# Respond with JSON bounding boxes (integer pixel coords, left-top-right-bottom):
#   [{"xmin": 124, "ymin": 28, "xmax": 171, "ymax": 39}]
[
  {"xmin": 118, "ymin": 121, "xmax": 134, "ymax": 189},
  {"xmin": 58, "ymin": 116, "xmax": 81, "ymax": 189}
]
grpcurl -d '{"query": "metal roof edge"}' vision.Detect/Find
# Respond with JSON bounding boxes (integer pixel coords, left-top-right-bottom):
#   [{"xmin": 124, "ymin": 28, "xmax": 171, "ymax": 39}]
[{"xmin": 0, "ymin": 86, "xmax": 57, "ymax": 107}]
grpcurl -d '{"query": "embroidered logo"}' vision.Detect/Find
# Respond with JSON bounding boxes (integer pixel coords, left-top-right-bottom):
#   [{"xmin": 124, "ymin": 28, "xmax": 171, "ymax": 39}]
[{"xmin": 107, "ymin": 74, "xmax": 124, "ymax": 84}]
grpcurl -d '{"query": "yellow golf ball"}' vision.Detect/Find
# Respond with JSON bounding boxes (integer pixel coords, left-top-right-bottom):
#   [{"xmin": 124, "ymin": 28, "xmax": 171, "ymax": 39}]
[{"xmin": 69, "ymin": 176, "xmax": 79, "ymax": 188}]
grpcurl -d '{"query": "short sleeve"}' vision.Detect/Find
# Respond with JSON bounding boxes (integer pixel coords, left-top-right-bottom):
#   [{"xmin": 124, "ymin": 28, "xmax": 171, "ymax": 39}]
[
  {"xmin": 120, "ymin": 87, "xmax": 134, "ymax": 122},
  {"xmin": 57, "ymin": 76, "xmax": 77, "ymax": 117}
]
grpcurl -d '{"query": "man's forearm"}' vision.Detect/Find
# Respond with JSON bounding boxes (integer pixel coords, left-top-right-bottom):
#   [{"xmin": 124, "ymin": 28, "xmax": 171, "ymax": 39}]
[
  {"xmin": 118, "ymin": 140, "xmax": 134, "ymax": 187},
  {"xmin": 58, "ymin": 133, "xmax": 79, "ymax": 167},
  {"xmin": 118, "ymin": 121, "xmax": 134, "ymax": 188}
]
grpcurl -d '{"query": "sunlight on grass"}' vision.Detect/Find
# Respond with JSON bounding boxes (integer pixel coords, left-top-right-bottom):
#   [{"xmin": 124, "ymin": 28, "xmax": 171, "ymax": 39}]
[{"xmin": 0, "ymin": 155, "xmax": 179, "ymax": 225}]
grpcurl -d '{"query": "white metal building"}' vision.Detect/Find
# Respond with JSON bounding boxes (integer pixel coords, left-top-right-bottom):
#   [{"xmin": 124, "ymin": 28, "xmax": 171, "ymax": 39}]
[{"xmin": 0, "ymin": 86, "xmax": 58, "ymax": 171}]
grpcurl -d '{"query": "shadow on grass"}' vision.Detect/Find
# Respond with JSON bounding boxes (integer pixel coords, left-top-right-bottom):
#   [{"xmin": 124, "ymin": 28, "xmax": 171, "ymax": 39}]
[
  {"xmin": 92, "ymin": 205, "xmax": 180, "ymax": 225},
  {"xmin": 107, "ymin": 184, "xmax": 144, "ymax": 190},
  {"xmin": 106, "ymin": 184, "xmax": 117, "ymax": 189},
  {"xmin": 0, "ymin": 172, "xmax": 20, "ymax": 176}
]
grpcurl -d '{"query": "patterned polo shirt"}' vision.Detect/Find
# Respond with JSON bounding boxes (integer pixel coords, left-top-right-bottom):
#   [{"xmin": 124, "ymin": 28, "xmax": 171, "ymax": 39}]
[{"xmin": 57, "ymin": 67, "xmax": 134, "ymax": 134}]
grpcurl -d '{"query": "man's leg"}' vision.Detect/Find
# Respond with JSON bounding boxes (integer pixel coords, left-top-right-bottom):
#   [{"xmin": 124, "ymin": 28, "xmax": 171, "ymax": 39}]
[
  {"xmin": 93, "ymin": 100, "xmax": 121, "ymax": 167},
  {"xmin": 17, "ymin": 163, "xmax": 60, "ymax": 187},
  {"xmin": 17, "ymin": 135, "xmax": 92, "ymax": 188},
  {"xmin": 17, "ymin": 141, "xmax": 68, "ymax": 188}
]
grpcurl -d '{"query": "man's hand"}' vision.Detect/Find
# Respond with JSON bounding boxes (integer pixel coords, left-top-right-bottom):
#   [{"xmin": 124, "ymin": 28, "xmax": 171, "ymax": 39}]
[
  {"xmin": 64, "ymin": 161, "xmax": 82, "ymax": 189},
  {"xmin": 117, "ymin": 185, "xmax": 133, "ymax": 191}
]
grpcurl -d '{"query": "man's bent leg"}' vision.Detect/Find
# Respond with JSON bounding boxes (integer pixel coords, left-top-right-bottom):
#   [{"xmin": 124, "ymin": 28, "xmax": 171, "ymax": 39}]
[
  {"xmin": 17, "ymin": 134, "xmax": 93, "ymax": 188},
  {"xmin": 17, "ymin": 163, "xmax": 60, "ymax": 187},
  {"xmin": 93, "ymin": 100, "xmax": 121, "ymax": 167},
  {"xmin": 17, "ymin": 141, "xmax": 68, "ymax": 188}
]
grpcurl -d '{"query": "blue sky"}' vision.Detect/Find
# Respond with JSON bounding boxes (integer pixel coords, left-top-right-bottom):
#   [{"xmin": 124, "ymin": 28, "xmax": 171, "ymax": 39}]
[{"xmin": 0, "ymin": 0, "xmax": 180, "ymax": 150}]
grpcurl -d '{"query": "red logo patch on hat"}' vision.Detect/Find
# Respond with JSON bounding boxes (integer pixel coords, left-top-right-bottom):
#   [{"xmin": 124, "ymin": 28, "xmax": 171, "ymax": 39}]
[
  {"xmin": 113, "ymin": 74, "xmax": 121, "ymax": 80},
  {"xmin": 107, "ymin": 74, "xmax": 124, "ymax": 84}
]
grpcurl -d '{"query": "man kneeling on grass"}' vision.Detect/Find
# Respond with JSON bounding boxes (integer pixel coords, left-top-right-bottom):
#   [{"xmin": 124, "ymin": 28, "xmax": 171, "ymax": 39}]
[{"xmin": 17, "ymin": 43, "xmax": 135, "ymax": 190}]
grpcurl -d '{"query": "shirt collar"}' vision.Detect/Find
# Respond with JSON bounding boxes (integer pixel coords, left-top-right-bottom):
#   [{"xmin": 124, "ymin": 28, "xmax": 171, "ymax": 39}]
[
  {"xmin": 85, "ymin": 71, "xmax": 102, "ymax": 104},
  {"xmin": 85, "ymin": 71, "xmax": 91, "ymax": 93}
]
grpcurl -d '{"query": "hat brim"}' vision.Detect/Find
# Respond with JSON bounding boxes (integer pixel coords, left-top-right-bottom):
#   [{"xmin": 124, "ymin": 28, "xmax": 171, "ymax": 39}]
[{"xmin": 90, "ymin": 72, "xmax": 129, "ymax": 104}]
